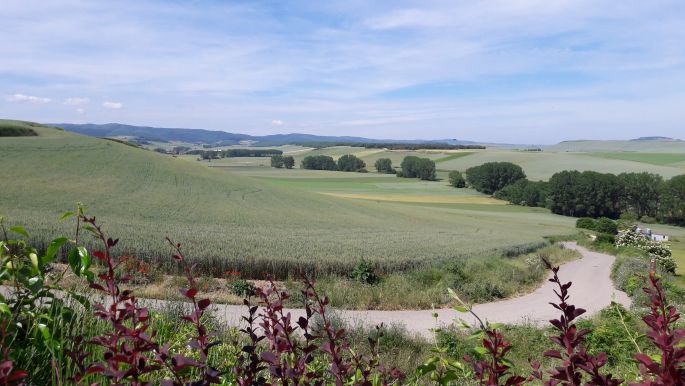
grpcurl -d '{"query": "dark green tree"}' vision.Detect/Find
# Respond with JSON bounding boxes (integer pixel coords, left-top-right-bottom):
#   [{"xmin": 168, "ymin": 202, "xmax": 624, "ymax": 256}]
[
  {"xmin": 301, "ymin": 155, "xmax": 337, "ymax": 170},
  {"xmin": 659, "ymin": 174, "xmax": 685, "ymax": 224},
  {"xmin": 465, "ymin": 162, "xmax": 526, "ymax": 194},
  {"xmin": 270, "ymin": 155, "xmax": 284, "ymax": 168},
  {"xmin": 618, "ymin": 172, "xmax": 663, "ymax": 218},
  {"xmin": 374, "ymin": 158, "xmax": 394, "ymax": 173},
  {"xmin": 282, "ymin": 155, "xmax": 295, "ymax": 169},
  {"xmin": 448, "ymin": 170, "xmax": 466, "ymax": 188},
  {"xmin": 494, "ymin": 179, "xmax": 548, "ymax": 207},
  {"xmin": 337, "ymin": 154, "xmax": 366, "ymax": 172}
]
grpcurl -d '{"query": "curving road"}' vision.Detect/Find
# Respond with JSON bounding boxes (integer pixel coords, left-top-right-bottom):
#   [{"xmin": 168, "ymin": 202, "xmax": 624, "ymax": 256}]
[{"xmin": 207, "ymin": 242, "xmax": 631, "ymax": 338}]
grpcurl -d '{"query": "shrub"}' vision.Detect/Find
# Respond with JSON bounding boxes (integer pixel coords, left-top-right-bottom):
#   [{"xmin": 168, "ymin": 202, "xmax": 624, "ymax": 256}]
[
  {"xmin": 448, "ymin": 170, "xmax": 466, "ymax": 188},
  {"xmin": 595, "ymin": 217, "xmax": 619, "ymax": 235},
  {"xmin": 229, "ymin": 279, "xmax": 257, "ymax": 297},
  {"xmin": 616, "ymin": 226, "xmax": 675, "ymax": 273},
  {"xmin": 577, "ymin": 217, "xmax": 597, "ymax": 230},
  {"xmin": 350, "ymin": 260, "xmax": 380, "ymax": 285}
]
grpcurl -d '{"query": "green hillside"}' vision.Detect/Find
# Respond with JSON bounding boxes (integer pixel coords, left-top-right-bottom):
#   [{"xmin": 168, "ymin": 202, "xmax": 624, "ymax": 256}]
[
  {"xmin": 547, "ymin": 139, "xmax": 685, "ymax": 153},
  {"xmin": 434, "ymin": 150, "xmax": 685, "ymax": 180},
  {"xmin": 0, "ymin": 120, "xmax": 574, "ymax": 278}
]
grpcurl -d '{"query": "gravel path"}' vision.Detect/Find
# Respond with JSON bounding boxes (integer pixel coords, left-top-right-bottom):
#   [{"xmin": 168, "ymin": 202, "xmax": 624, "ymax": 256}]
[{"xmin": 207, "ymin": 242, "xmax": 631, "ymax": 338}]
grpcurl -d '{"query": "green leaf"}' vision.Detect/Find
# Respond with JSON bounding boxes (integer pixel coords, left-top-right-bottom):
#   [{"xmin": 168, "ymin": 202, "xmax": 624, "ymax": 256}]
[
  {"xmin": 0, "ymin": 303, "xmax": 10, "ymax": 315},
  {"xmin": 474, "ymin": 346, "xmax": 488, "ymax": 355},
  {"xmin": 37, "ymin": 323, "xmax": 51, "ymax": 341},
  {"xmin": 10, "ymin": 226, "xmax": 29, "ymax": 238},
  {"xmin": 44, "ymin": 237, "xmax": 69, "ymax": 264},
  {"xmin": 78, "ymin": 246, "xmax": 91, "ymax": 272},
  {"xmin": 454, "ymin": 306, "xmax": 468, "ymax": 313},
  {"xmin": 67, "ymin": 249, "xmax": 80, "ymax": 275},
  {"xmin": 59, "ymin": 211, "xmax": 75, "ymax": 221}
]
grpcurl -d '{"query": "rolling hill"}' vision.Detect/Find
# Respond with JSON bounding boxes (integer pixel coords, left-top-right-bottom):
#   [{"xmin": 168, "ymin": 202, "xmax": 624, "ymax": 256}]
[{"xmin": 0, "ymin": 120, "xmax": 574, "ymax": 278}]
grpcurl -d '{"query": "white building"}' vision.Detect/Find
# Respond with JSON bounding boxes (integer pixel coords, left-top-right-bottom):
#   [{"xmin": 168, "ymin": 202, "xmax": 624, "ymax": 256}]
[{"xmin": 636, "ymin": 227, "xmax": 669, "ymax": 242}]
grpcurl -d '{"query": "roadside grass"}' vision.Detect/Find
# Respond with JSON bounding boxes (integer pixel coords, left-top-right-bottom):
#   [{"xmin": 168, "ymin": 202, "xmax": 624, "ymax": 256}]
[{"xmin": 300, "ymin": 244, "xmax": 580, "ymax": 310}]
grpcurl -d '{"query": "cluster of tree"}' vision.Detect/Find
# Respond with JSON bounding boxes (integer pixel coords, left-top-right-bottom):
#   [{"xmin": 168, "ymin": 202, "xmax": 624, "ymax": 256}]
[
  {"xmin": 465, "ymin": 162, "xmax": 526, "ymax": 194},
  {"xmin": 286, "ymin": 142, "xmax": 485, "ymax": 150},
  {"xmin": 337, "ymin": 154, "xmax": 366, "ymax": 172},
  {"xmin": 492, "ymin": 169, "xmax": 685, "ymax": 226},
  {"xmin": 374, "ymin": 158, "xmax": 395, "ymax": 174},
  {"xmin": 448, "ymin": 170, "xmax": 466, "ymax": 187},
  {"xmin": 300, "ymin": 155, "xmax": 338, "ymax": 171},
  {"xmin": 270, "ymin": 155, "xmax": 295, "ymax": 169},
  {"xmin": 398, "ymin": 156, "xmax": 436, "ymax": 180},
  {"xmin": 188, "ymin": 148, "xmax": 283, "ymax": 158},
  {"xmin": 224, "ymin": 149, "xmax": 283, "ymax": 157},
  {"xmin": 494, "ymin": 179, "xmax": 548, "ymax": 207}
]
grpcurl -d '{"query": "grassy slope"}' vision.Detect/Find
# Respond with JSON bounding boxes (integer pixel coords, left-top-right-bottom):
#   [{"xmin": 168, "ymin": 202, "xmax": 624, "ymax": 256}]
[
  {"xmin": 434, "ymin": 150, "xmax": 685, "ymax": 180},
  {"xmin": 0, "ymin": 121, "xmax": 574, "ymax": 279},
  {"xmin": 588, "ymin": 152, "xmax": 685, "ymax": 167},
  {"xmin": 547, "ymin": 140, "xmax": 685, "ymax": 153}
]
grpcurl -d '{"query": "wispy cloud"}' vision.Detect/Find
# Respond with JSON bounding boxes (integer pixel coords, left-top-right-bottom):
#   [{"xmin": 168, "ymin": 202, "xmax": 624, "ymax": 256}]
[
  {"xmin": 6, "ymin": 93, "xmax": 51, "ymax": 103},
  {"xmin": 103, "ymin": 101, "xmax": 123, "ymax": 109},
  {"xmin": 64, "ymin": 97, "xmax": 89, "ymax": 105},
  {"xmin": 271, "ymin": 119, "xmax": 284, "ymax": 126},
  {"xmin": 1, "ymin": 0, "xmax": 684, "ymax": 142}
]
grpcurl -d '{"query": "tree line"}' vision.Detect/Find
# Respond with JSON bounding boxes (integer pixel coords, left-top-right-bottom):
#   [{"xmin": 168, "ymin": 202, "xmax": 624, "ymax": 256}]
[
  {"xmin": 270, "ymin": 155, "xmax": 295, "ymax": 169},
  {"xmin": 298, "ymin": 154, "xmax": 368, "ymax": 172},
  {"xmin": 188, "ymin": 148, "xmax": 283, "ymax": 159},
  {"xmin": 276, "ymin": 142, "xmax": 485, "ymax": 150},
  {"xmin": 462, "ymin": 162, "xmax": 685, "ymax": 225}
]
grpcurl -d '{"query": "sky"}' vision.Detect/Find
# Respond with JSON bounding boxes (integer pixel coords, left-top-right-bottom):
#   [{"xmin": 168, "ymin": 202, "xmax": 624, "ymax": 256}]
[{"xmin": 2, "ymin": 0, "xmax": 685, "ymax": 144}]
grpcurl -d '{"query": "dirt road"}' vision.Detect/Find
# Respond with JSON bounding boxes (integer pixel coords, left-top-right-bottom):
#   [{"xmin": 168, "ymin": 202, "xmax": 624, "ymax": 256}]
[{"xmin": 207, "ymin": 242, "xmax": 631, "ymax": 338}]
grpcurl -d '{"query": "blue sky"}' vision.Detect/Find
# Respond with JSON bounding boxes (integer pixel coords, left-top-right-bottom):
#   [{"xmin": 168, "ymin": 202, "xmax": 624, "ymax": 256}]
[{"xmin": 2, "ymin": 0, "xmax": 685, "ymax": 143}]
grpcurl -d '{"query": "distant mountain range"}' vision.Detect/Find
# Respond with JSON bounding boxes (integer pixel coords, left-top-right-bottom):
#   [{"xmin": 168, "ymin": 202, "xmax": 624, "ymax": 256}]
[{"xmin": 51, "ymin": 122, "xmax": 500, "ymax": 147}]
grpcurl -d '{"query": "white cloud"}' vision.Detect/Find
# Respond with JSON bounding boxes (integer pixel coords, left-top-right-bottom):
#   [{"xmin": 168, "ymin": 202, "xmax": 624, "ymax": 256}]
[
  {"xmin": 64, "ymin": 97, "xmax": 89, "ymax": 105},
  {"xmin": 103, "ymin": 101, "xmax": 123, "ymax": 109},
  {"xmin": 6, "ymin": 93, "xmax": 51, "ymax": 103},
  {"xmin": 76, "ymin": 108, "xmax": 85, "ymax": 114},
  {"xmin": 271, "ymin": 119, "xmax": 284, "ymax": 126}
]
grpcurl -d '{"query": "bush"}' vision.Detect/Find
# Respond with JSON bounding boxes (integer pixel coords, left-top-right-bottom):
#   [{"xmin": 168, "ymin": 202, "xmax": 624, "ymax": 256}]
[
  {"xmin": 229, "ymin": 279, "xmax": 257, "ymax": 297},
  {"xmin": 448, "ymin": 170, "xmax": 466, "ymax": 188},
  {"xmin": 576, "ymin": 217, "xmax": 597, "ymax": 230},
  {"xmin": 350, "ymin": 260, "xmax": 380, "ymax": 285},
  {"xmin": 595, "ymin": 217, "xmax": 619, "ymax": 235}
]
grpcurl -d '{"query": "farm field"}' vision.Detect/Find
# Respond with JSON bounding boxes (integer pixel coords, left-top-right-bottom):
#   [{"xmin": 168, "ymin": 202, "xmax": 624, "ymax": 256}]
[
  {"xmin": 193, "ymin": 145, "xmax": 685, "ymax": 181},
  {"xmin": 588, "ymin": 152, "xmax": 685, "ymax": 167},
  {"xmin": 0, "ymin": 122, "xmax": 575, "ymax": 281},
  {"xmin": 546, "ymin": 139, "xmax": 685, "ymax": 153},
  {"xmin": 432, "ymin": 150, "xmax": 685, "ymax": 180}
]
